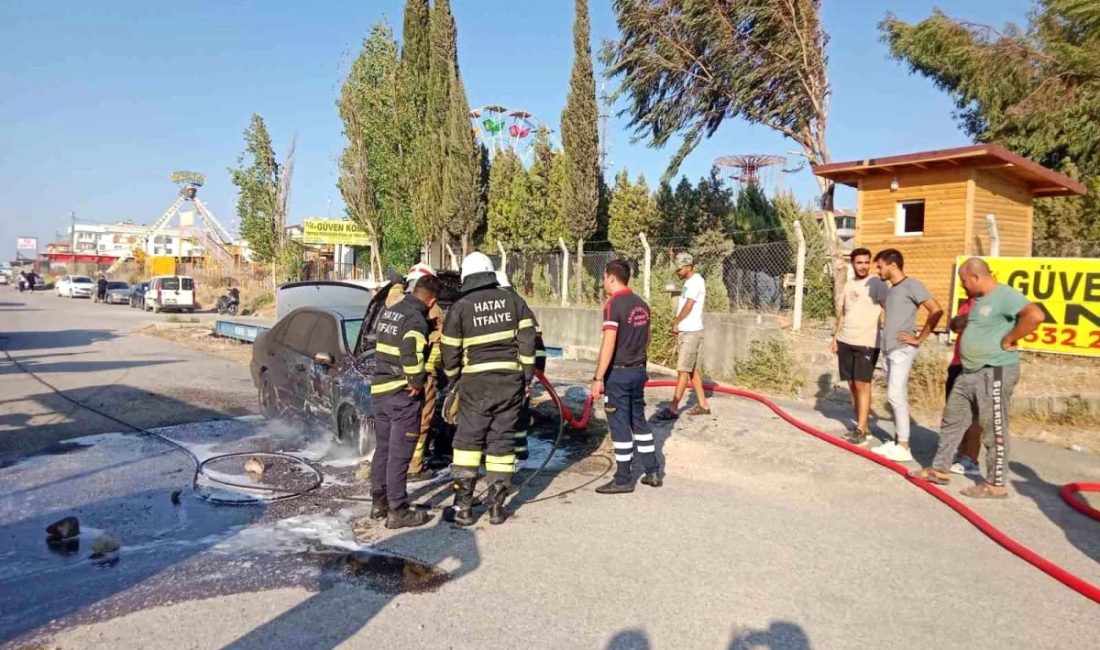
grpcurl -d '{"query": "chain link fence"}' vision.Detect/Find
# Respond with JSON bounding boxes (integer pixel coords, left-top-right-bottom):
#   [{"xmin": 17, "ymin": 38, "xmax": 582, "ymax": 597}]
[{"xmin": 485, "ymin": 225, "xmax": 836, "ymax": 329}]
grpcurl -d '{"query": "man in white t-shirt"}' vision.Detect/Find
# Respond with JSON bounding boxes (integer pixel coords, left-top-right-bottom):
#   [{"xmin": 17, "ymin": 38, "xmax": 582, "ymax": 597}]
[
  {"xmin": 831, "ymin": 248, "xmax": 888, "ymax": 445},
  {"xmin": 657, "ymin": 252, "xmax": 711, "ymax": 419}
]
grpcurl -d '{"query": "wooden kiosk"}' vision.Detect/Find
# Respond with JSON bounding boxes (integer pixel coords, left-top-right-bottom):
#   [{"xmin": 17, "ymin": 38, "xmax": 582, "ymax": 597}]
[{"xmin": 812, "ymin": 144, "xmax": 1085, "ymax": 321}]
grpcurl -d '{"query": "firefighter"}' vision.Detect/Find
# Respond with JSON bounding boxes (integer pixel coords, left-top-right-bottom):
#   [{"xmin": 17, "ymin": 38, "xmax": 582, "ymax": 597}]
[
  {"xmin": 405, "ymin": 263, "xmax": 444, "ymax": 482},
  {"xmin": 442, "ymin": 253, "xmax": 537, "ymax": 525},
  {"xmin": 495, "ymin": 270, "xmax": 546, "ymax": 462},
  {"xmin": 368, "ymin": 273, "xmax": 442, "ymax": 529}
]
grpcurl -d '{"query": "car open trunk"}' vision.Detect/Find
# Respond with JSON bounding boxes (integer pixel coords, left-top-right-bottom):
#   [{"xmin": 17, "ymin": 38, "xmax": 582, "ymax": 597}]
[{"xmin": 275, "ymin": 281, "xmax": 376, "ymax": 321}]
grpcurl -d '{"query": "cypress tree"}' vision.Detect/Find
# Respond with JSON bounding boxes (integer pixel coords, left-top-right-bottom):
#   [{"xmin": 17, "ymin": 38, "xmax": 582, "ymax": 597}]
[
  {"xmin": 399, "ymin": 0, "xmax": 432, "ymax": 247},
  {"xmin": 560, "ymin": 0, "xmax": 600, "ymax": 297}
]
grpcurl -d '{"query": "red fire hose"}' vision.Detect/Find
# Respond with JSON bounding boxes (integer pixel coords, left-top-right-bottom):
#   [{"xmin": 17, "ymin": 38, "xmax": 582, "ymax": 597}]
[{"xmin": 536, "ymin": 372, "xmax": 1100, "ymax": 604}]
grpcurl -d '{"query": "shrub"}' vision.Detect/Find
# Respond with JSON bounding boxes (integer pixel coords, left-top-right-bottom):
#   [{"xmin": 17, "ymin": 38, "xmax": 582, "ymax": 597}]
[{"xmin": 733, "ymin": 337, "xmax": 803, "ymax": 395}]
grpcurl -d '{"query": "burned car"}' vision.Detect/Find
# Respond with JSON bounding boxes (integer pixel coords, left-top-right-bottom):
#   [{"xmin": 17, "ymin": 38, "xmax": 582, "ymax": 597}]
[{"xmin": 250, "ymin": 281, "xmax": 379, "ymax": 456}]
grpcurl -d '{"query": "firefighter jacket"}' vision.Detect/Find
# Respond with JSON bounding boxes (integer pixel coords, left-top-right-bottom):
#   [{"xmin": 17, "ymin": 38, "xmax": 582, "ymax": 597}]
[
  {"xmin": 370, "ymin": 294, "xmax": 431, "ymax": 397},
  {"xmin": 441, "ymin": 272, "xmax": 537, "ymax": 384}
]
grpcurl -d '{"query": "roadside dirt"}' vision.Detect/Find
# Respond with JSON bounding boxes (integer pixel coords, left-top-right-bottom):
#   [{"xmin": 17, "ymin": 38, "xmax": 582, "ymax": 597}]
[{"xmin": 137, "ymin": 325, "xmax": 254, "ymax": 367}]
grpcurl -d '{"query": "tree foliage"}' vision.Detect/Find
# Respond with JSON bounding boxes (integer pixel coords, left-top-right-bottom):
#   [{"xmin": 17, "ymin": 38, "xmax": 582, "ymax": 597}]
[
  {"xmin": 608, "ymin": 170, "xmax": 659, "ymax": 258},
  {"xmin": 337, "ymin": 24, "xmax": 403, "ymax": 279},
  {"xmin": 229, "ymin": 114, "xmax": 297, "ymax": 275},
  {"xmin": 561, "ymin": 0, "xmax": 601, "ymax": 260},
  {"xmin": 486, "ymin": 150, "xmax": 525, "ymax": 248},
  {"xmin": 881, "ymin": 0, "xmax": 1100, "ymax": 248},
  {"xmin": 602, "ymin": 0, "xmax": 833, "ymax": 208}
]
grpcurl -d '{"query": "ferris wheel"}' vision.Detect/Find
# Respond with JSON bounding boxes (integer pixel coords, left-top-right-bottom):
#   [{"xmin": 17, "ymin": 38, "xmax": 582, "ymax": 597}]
[{"xmin": 469, "ymin": 105, "xmax": 550, "ymax": 164}]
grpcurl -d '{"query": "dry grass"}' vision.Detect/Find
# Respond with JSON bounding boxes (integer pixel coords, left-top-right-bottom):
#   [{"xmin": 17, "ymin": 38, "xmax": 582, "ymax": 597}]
[{"xmin": 138, "ymin": 325, "xmax": 253, "ymax": 366}]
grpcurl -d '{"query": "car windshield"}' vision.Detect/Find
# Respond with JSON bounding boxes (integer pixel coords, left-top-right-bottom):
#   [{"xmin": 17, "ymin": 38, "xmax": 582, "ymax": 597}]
[
  {"xmin": 72, "ymin": 277, "xmax": 93, "ymax": 284},
  {"xmin": 107, "ymin": 282, "xmax": 129, "ymax": 290},
  {"xmin": 342, "ymin": 318, "xmax": 364, "ymax": 351}
]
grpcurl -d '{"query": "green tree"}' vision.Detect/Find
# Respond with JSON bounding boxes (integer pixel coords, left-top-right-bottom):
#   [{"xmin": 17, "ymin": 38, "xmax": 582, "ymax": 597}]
[
  {"xmin": 486, "ymin": 150, "xmax": 526, "ymax": 248},
  {"xmin": 337, "ymin": 24, "xmax": 403, "ymax": 280},
  {"xmin": 602, "ymin": 0, "xmax": 834, "ymax": 211},
  {"xmin": 695, "ymin": 168, "xmax": 734, "ymax": 235},
  {"xmin": 229, "ymin": 114, "xmax": 298, "ymax": 280},
  {"xmin": 444, "ymin": 67, "xmax": 483, "ymax": 254},
  {"xmin": 608, "ymin": 170, "xmax": 659, "ymax": 259},
  {"xmin": 881, "ymin": 2, "xmax": 1100, "ymax": 249},
  {"xmin": 524, "ymin": 129, "xmax": 566, "ymax": 248},
  {"xmin": 774, "ymin": 192, "xmax": 833, "ymax": 319},
  {"xmin": 560, "ymin": 0, "xmax": 601, "ymax": 295},
  {"xmin": 399, "ymin": 0, "xmax": 433, "ymax": 246},
  {"xmin": 730, "ymin": 184, "xmax": 783, "ymax": 244}
]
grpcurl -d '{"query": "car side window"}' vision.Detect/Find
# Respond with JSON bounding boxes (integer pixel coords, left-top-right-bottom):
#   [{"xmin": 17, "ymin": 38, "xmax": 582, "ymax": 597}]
[
  {"xmin": 308, "ymin": 315, "xmax": 341, "ymax": 359},
  {"xmin": 283, "ymin": 313, "xmax": 320, "ymax": 353}
]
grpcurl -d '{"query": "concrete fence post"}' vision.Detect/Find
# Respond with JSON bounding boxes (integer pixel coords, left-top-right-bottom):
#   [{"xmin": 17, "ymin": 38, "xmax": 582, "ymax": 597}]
[
  {"xmin": 558, "ymin": 237, "xmax": 570, "ymax": 307},
  {"xmin": 986, "ymin": 214, "xmax": 1000, "ymax": 257},
  {"xmin": 497, "ymin": 241, "xmax": 508, "ymax": 275},
  {"xmin": 793, "ymin": 219, "xmax": 806, "ymax": 333},
  {"xmin": 638, "ymin": 231, "xmax": 652, "ymax": 302}
]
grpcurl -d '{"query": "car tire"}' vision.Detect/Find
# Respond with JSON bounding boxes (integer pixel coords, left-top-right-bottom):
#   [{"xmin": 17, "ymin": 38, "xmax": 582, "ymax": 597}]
[{"xmin": 338, "ymin": 405, "xmax": 374, "ymax": 457}]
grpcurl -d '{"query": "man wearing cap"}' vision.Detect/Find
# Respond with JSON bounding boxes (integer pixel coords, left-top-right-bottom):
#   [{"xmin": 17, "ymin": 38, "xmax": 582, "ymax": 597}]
[
  {"xmin": 657, "ymin": 252, "xmax": 711, "ymax": 420},
  {"xmin": 405, "ymin": 263, "xmax": 446, "ymax": 482}
]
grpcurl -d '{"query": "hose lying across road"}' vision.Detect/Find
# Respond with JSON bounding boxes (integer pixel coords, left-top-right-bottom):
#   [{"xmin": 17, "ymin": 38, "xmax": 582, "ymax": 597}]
[
  {"xmin": 541, "ymin": 376, "xmax": 1100, "ymax": 605},
  {"xmin": 7, "ymin": 341, "xmax": 1098, "ymax": 602}
]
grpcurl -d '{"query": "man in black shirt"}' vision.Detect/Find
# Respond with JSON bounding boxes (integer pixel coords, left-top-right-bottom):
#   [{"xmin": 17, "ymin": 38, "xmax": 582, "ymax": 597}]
[{"xmin": 590, "ymin": 259, "xmax": 661, "ymax": 493}]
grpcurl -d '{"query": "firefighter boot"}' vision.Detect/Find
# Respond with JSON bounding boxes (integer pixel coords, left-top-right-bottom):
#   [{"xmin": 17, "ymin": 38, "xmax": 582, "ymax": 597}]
[
  {"xmin": 452, "ymin": 477, "xmax": 477, "ymax": 526},
  {"xmin": 487, "ymin": 481, "xmax": 509, "ymax": 525},
  {"xmin": 370, "ymin": 495, "xmax": 389, "ymax": 520}
]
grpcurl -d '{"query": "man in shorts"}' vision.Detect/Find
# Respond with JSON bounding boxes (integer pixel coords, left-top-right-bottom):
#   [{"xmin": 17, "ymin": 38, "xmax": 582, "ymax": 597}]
[
  {"xmin": 832, "ymin": 248, "xmax": 888, "ymax": 444},
  {"xmin": 656, "ymin": 252, "xmax": 711, "ymax": 420}
]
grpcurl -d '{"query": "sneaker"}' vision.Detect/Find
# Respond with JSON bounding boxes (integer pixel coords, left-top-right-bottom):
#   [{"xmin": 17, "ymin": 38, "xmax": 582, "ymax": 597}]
[
  {"xmin": 882, "ymin": 444, "xmax": 914, "ymax": 463},
  {"xmin": 871, "ymin": 441, "xmax": 896, "ymax": 456},
  {"xmin": 843, "ymin": 428, "xmax": 868, "ymax": 445},
  {"xmin": 949, "ymin": 462, "xmax": 967, "ymax": 475}
]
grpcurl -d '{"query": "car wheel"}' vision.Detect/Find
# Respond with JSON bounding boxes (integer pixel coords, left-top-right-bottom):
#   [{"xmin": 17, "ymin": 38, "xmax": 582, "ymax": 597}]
[{"xmin": 338, "ymin": 405, "xmax": 374, "ymax": 457}]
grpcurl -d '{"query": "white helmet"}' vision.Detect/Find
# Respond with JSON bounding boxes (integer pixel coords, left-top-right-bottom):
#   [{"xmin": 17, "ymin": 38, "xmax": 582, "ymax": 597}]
[
  {"xmin": 460, "ymin": 252, "xmax": 495, "ymax": 281},
  {"xmin": 405, "ymin": 263, "xmax": 435, "ymax": 291},
  {"xmin": 495, "ymin": 270, "xmax": 511, "ymax": 288}
]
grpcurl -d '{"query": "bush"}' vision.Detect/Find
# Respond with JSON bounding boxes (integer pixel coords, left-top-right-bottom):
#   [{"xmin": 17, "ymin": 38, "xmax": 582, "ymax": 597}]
[
  {"xmin": 733, "ymin": 337, "xmax": 803, "ymax": 395},
  {"xmin": 528, "ymin": 264, "xmax": 557, "ymax": 306}
]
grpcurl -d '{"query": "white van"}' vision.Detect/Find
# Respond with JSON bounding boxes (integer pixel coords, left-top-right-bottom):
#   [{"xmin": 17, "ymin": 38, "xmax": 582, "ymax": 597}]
[{"xmin": 145, "ymin": 275, "xmax": 196, "ymax": 313}]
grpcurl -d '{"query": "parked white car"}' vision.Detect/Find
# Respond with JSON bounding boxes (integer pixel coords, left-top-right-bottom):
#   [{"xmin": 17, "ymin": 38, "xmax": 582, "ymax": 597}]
[
  {"xmin": 55, "ymin": 275, "xmax": 95, "ymax": 298},
  {"xmin": 145, "ymin": 275, "xmax": 196, "ymax": 313}
]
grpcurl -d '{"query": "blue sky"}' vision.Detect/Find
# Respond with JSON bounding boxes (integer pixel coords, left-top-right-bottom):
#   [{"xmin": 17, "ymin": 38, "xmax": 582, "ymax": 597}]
[{"xmin": 0, "ymin": 0, "xmax": 1035, "ymax": 259}]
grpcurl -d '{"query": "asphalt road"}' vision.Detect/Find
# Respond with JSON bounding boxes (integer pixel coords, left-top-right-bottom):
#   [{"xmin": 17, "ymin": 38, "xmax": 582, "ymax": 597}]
[{"xmin": 1, "ymin": 290, "xmax": 1098, "ymax": 649}]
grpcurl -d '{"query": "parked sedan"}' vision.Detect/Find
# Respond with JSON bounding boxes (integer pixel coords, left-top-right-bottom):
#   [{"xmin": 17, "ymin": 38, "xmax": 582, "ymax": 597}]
[
  {"xmin": 103, "ymin": 282, "xmax": 132, "ymax": 305},
  {"xmin": 250, "ymin": 306, "xmax": 374, "ymax": 455},
  {"xmin": 129, "ymin": 282, "xmax": 149, "ymax": 309},
  {"xmin": 66, "ymin": 276, "xmax": 95, "ymax": 299},
  {"xmin": 56, "ymin": 275, "xmax": 93, "ymax": 297}
]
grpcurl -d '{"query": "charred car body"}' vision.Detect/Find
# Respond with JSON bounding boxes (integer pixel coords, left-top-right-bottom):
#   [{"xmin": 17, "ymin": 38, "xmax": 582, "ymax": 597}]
[{"xmin": 250, "ymin": 276, "xmax": 462, "ymax": 460}]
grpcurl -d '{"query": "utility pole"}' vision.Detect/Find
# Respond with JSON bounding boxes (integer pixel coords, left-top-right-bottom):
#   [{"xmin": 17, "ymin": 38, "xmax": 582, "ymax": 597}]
[{"xmin": 70, "ymin": 211, "xmax": 76, "ymax": 260}]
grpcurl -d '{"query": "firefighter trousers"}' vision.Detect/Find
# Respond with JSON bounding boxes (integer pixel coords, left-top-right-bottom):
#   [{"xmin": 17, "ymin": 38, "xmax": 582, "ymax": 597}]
[
  {"xmin": 369, "ymin": 391, "xmax": 423, "ymax": 509},
  {"xmin": 606, "ymin": 367, "xmax": 658, "ymax": 484},
  {"xmin": 452, "ymin": 371, "xmax": 524, "ymax": 485},
  {"xmin": 407, "ymin": 373, "xmax": 438, "ymax": 475}
]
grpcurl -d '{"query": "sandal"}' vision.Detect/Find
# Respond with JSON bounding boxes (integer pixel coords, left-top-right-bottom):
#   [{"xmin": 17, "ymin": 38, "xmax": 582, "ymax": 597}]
[
  {"xmin": 960, "ymin": 483, "xmax": 1009, "ymax": 499},
  {"xmin": 684, "ymin": 405, "xmax": 711, "ymax": 416},
  {"xmin": 654, "ymin": 407, "xmax": 679, "ymax": 421},
  {"xmin": 909, "ymin": 467, "xmax": 951, "ymax": 485}
]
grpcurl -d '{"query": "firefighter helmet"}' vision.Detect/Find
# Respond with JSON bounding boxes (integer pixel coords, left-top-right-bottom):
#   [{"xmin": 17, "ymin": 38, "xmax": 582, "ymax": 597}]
[{"xmin": 460, "ymin": 252, "xmax": 495, "ymax": 281}]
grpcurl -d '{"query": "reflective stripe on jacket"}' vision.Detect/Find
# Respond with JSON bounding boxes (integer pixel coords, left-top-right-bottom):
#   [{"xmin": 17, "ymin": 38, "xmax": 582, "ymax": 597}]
[{"xmin": 371, "ymin": 294, "xmax": 431, "ymax": 396}]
